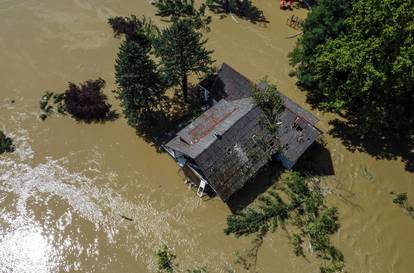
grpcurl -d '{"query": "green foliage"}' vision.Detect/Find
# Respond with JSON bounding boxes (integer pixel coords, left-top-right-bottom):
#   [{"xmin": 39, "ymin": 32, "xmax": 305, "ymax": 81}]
[
  {"xmin": 156, "ymin": 244, "xmax": 176, "ymax": 273},
  {"xmin": 252, "ymin": 79, "xmax": 285, "ymax": 135},
  {"xmin": 154, "ymin": 19, "xmax": 214, "ymax": 102},
  {"xmin": 0, "ymin": 131, "xmax": 14, "ymax": 154},
  {"xmin": 306, "ymin": 207, "xmax": 340, "ymax": 253},
  {"xmin": 64, "ymin": 78, "xmax": 115, "ymax": 122},
  {"xmin": 393, "ymin": 192, "xmax": 408, "ymax": 206},
  {"xmin": 290, "ymin": 233, "xmax": 304, "ymax": 257},
  {"xmin": 156, "ymin": 244, "xmax": 209, "ymax": 273},
  {"xmin": 155, "ymin": 0, "xmax": 211, "ymax": 30},
  {"xmin": 39, "ymin": 91, "xmax": 66, "ymax": 121},
  {"xmin": 290, "ymin": 0, "xmax": 414, "ymax": 136},
  {"xmin": 289, "ymin": 0, "xmax": 351, "ymax": 67},
  {"xmin": 225, "ymin": 171, "xmax": 345, "ymax": 272},
  {"xmin": 391, "ymin": 192, "xmax": 414, "ymax": 219},
  {"xmin": 114, "ymin": 39, "xmax": 167, "ymax": 128}
]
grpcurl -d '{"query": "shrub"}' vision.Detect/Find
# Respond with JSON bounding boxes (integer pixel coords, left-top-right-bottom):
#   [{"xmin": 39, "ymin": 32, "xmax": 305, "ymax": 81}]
[
  {"xmin": 0, "ymin": 131, "xmax": 14, "ymax": 154},
  {"xmin": 64, "ymin": 78, "xmax": 114, "ymax": 122},
  {"xmin": 156, "ymin": 244, "xmax": 175, "ymax": 273}
]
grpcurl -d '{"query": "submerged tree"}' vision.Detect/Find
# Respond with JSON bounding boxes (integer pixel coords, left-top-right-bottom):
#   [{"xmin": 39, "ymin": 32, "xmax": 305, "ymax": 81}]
[
  {"xmin": 225, "ymin": 172, "xmax": 345, "ymax": 273},
  {"xmin": 156, "ymin": 244, "xmax": 209, "ymax": 273},
  {"xmin": 156, "ymin": 244, "xmax": 176, "ymax": 273},
  {"xmin": 154, "ymin": 19, "xmax": 214, "ymax": 102},
  {"xmin": 64, "ymin": 78, "xmax": 115, "ymax": 122},
  {"xmin": 114, "ymin": 39, "xmax": 167, "ymax": 128},
  {"xmin": 391, "ymin": 192, "xmax": 414, "ymax": 219},
  {"xmin": 0, "ymin": 131, "xmax": 14, "ymax": 154}
]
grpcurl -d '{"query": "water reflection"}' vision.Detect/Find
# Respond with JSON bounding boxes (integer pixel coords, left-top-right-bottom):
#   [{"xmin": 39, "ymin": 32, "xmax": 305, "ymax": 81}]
[{"xmin": 0, "ymin": 221, "xmax": 59, "ymax": 273}]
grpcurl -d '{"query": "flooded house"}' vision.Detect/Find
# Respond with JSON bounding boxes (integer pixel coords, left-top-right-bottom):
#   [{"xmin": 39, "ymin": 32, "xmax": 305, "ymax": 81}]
[{"xmin": 164, "ymin": 63, "xmax": 320, "ymax": 201}]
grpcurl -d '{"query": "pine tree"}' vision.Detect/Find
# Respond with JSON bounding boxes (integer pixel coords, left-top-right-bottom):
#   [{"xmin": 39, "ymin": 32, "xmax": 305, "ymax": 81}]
[
  {"xmin": 114, "ymin": 39, "xmax": 166, "ymax": 128},
  {"xmin": 154, "ymin": 19, "xmax": 214, "ymax": 102}
]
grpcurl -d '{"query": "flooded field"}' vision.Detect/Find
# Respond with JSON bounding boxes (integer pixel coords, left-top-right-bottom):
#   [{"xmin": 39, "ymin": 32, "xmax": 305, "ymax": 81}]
[{"xmin": 0, "ymin": 0, "xmax": 413, "ymax": 272}]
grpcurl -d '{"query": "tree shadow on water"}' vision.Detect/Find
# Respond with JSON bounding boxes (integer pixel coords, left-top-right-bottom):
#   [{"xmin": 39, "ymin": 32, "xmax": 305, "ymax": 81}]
[
  {"xmin": 328, "ymin": 119, "xmax": 414, "ymax": 173},
  {"xmin": 207, "ymin": 1, "xmax": 268, "ymax": 25},
  {"xmin": 133, "ymin": 87, "xmax": 205, "ymax": 153},
  {"xmin": 70, "ymin": 110, "xmax": 120, "ymax": 124}
]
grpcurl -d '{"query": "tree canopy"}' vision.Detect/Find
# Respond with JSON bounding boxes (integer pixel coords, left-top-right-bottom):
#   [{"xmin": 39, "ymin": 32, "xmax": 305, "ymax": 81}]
[
  {"xmin": 64, "ymin": 78, "xmax": 115, "ymax": 122},
  {"xmin": 114, "ymin": 39, "xmax": 166, "ymax": 128},
  {"xmin": 252, "ymin": 80, "xmax": 285, "ymax": 134},
  {"xmin": 154, "ymin": 19, "xmax": 214, "ymax": 102},
  {"xmin": 290, "ymin": 0, "xmax": 414, "ymax": 137},
  {"xmin": 225, "ymin": 171, "xmax": 344, "ymax": 273}
]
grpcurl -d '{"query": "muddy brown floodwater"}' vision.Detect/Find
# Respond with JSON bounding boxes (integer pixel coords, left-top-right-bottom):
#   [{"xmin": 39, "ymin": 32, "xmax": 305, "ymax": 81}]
[{"xmin": 0, "ymin": 0, "xmax": 413, "ymax": 272}]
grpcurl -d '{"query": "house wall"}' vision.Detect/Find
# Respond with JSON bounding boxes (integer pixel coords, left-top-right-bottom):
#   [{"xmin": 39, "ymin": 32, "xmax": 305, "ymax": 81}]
[{"xmin": 276, "ymin": 153, "xmax": 295, "ymax": 169}]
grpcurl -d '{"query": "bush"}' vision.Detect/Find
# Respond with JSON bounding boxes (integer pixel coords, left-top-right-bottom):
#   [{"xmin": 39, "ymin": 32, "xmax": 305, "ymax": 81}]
[
  {"xmin": 64, "ymin": 78, "xmax": 114, "ymax": 122},
  {"xmin": 39, "ymin": 91, "xmax": 65, "ymax": 120},
  {"xmin": 156, "ymin": 244, "xmax": 175, "ymax": 273},
  {"xmin": 0, "ymin": 131, "xmax": 14, "ymax": 154}
]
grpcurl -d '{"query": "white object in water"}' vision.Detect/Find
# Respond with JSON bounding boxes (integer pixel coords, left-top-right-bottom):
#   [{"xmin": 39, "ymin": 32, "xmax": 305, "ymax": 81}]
[{"xmin": 197, "ymin": 180, "xmax": 207, "ymax": 197}]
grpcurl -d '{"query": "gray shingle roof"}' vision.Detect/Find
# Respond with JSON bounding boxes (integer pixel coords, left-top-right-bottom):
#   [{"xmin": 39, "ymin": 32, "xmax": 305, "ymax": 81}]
[
  {"xmin": 200, "ymin": 63, "xmax": 252, "ymax": 101},
  {"xmin": 167, "ymin": 98, "xmax": 256, "ymax": 159},
  {"xmin": 166, "ymin": 63, "xmax": 320, "ymax": 201}
]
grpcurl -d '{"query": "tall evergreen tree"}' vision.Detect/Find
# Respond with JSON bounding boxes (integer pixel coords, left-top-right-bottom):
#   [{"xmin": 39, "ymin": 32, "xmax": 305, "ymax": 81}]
[
  {"xmin": 154, "ymin": 19, "xmax": 214, "ymax": 102},
  {"xmin": 114, "ymin": 39, "xmax": 166, "ymax": 128}
]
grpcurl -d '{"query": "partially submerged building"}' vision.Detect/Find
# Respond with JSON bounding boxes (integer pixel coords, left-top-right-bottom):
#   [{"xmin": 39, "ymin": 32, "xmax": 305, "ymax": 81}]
[{"xmin": 165, "ymin": 63, "xmax": 320, "ymax": 201}]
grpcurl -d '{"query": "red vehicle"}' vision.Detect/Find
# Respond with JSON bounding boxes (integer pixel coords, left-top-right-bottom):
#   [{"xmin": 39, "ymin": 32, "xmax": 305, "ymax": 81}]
[{"xmin": 280, "ymin": 0, "xmax": 294, "ymax": 9}]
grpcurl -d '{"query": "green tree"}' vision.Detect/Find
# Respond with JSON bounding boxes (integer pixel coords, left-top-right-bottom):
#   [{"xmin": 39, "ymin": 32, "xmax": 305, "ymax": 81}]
[
  {"xmin": 289, "ymin": 0, "xmax": 351, "ymax": 68},
  {"xmin": 290, "ymin": 0, "xmax": 414, "ymax": 136},
  {"xmin": 114, "ymin": 39, "xmax": 166, "ymax": 128},
  {"xmin": 225, "ymin": 172, "xmax": 345, "ymax": 273},
  {"xmin": 0, "ymin": 131, "xmax": 14, "ymax": 154},
  {"xmin": 154, "ymin": 19, "xmax": 214, "ymax": 102},
  {"xmin": 252, "ymin": 80, "xmax": 285, "ymax": 134},
  {"xmin": 64, "ymin": 78, "xmax": 115, "ymax": 122},
  {"xmin": 156, "ymin": 244, "xmax": 209, "ymax": 273}
]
